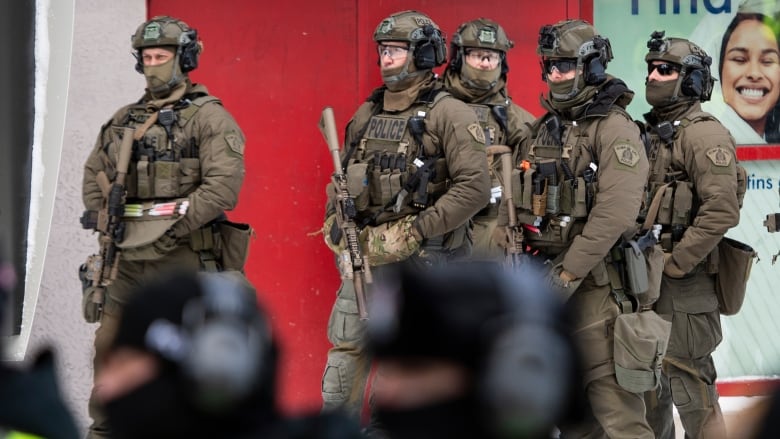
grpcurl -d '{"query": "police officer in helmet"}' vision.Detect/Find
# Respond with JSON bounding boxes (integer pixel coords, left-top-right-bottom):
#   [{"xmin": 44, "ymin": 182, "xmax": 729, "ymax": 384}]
[
  {"xmin": 81, "ymin": 16, "xmax": 247, "ymax": 438},
  {"xmin": 641, "ymin": 32, "xmax": 740, "ymax": 439},
  {"xmin": 442, "ymin": 18, "xmax": 535, "ymax": 261}
]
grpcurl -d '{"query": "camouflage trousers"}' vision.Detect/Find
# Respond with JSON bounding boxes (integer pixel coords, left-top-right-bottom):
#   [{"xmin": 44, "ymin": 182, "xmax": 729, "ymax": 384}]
[
  {"xmin": 321, "ymin": 233, "xmax": 471, "ymax": 422},
  {"xmin": 644, "ymin": 269, "xmax": 726, "ymax": 439},
  {"xmin": 557, "ymin": 276, "xmax": 655, "ymax": 439},
  {"xmin": 86, "ymin": 244, "xmax": 201, "ymax": 439}
]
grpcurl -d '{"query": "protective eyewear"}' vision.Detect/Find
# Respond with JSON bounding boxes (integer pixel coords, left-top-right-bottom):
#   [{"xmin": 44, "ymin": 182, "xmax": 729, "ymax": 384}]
[
  {"xmin": 378, "ymin": 44, "xmax": 409, "ymax": 60},
  {"xmin": 544, "ymin": 59, "xmax": 577, "ymax": 75},
  {"xmin": 648, "ymin": 63, "xmax": 679, "ymax": 76},
  {"xmin": 465, "ymin": 49, "xmax": 501, "ymax": 66}
]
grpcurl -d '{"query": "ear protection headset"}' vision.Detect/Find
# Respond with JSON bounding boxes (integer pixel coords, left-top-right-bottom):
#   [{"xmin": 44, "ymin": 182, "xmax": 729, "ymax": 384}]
[
  {"xmin": 582, "ymin": 35, "xmax": 612, "ymax": 85},
  {"xmin": 144, "ymin": 272, "xmax": 270, "ymax": 414},
  {"xmin": 680, "ymin": 53, "xmax": 714, "ymax": 101},
  {"xmin": 412, "ymin": 24, "xmax": 447, "ymax": 69}
]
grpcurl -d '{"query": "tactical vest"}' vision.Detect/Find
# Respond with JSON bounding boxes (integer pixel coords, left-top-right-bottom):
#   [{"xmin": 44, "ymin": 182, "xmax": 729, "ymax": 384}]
[
  {"xmin": 346, "ymin": 90, "xmax": 451, "ymax": 226},
  {"xmin": 640, "ymin": 112, "xmax": 747, "ymax": 248},
  {"xmin": 511, "ymin": 112, "xmax": 609, "ymax": 253},
  {"xmin": 105, "ymin": 94, "xmax": 218, "ymax": 202}
]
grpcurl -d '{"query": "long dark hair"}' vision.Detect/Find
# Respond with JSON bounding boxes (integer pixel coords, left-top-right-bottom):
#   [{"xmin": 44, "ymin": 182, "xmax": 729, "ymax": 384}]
[{"xmin": 720, "ymin": 12, "xmax": 780, "ymax": 142}]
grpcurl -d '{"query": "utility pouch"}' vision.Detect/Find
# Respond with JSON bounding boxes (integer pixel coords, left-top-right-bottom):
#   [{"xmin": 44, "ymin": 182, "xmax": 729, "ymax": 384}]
[
  {"xmin": 369, "ymin": 163, "xmax": 383, "ymax": 206},
  {"xmin": 671, "ymin": 182, "xmax": 693, "ymax": 228},
  {"xmin": 643, "ymin": 244, "xmax": 664, "ymax": 306},
  {"xmin": 657, "ymin": 185, "xmax": 673, "ymax": 225},
  {"xmin": 613, "ymin": 311, "xmax": 671, "ymax": 393},
  {"xmin": 572, "ymin": 177, "xmax": 588, "ymax": 218},
  {"xmin": 218, "ymin": 220, "xmax": 255, "ymax": 271},
  {"xmin": 346, "ymin": 162, "xmax": 370, "ymax": 211},
  {"xmin": 532, "ymin": 178, "xmax": 548, "ymax": 216},
  {"xmin": 153, "ymin": 161, "xmax": 180, "ymax": 198},
  {"xmin": 82, "ymin": 286, "xmax": 105, "ymax": 324},
  {"xmin": 624, "ymin": 241, "xmax": 649, "ymax": 298},
  {"xmin": 546, "ymin": 183, "xmax": 560, "ymax": 215},
  {"xmin": 136, "ymin": 157, "xmax": 153, "ymax": 198},
  {"xmin": 714, "ymin": 237, "xmax": 756, "ymax": 315},
  {"xmin": 521, "ymin": 169, "xmax": 535, "ymax": 210}
]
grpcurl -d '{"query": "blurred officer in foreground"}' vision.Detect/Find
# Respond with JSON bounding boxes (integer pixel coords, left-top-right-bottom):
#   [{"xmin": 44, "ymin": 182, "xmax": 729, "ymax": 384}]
[
  {"xmin": 321, "ymin": 9, "xmax": 489, "ymax": 421},
  {"xmin": 641, "ymin": 32, "xmax": 742, "ymax": 439},
  {"xmin": 441, "ymin": 18, "xmax": 535, "ymax": 260},
  {"xmin": 0, "ymin": 240, "xmax": 79, "ymax": 439},
  {"xmin": 93, "ymin": 271, "xmax": 361, "ymax": 439},
  {"xmin": 497, "ymin": 19, "xmax": 666, "ymax": 438},
  {"xmin": 364, "ymin": 261, "xmax": 585, "ymax": 439}
]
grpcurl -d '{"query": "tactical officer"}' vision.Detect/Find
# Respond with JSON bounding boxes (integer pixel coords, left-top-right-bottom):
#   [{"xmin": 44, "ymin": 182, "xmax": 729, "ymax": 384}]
[
  {"xmin": 497, "ymin": 19, "xmax": 656, "ymax": 437},
  {"xmin": 442, "ymin": 18, "xmax": 535, "ymax": 260},
  {"xmin": 321, "ymin": 10, "xmax": 490, "ymax": 421},
  {"xmin": 81, "ymin": 16, "xmax": 246, "ymax": 438},
  {"xmin": 95, "ymin": 271, "xmax": 362, "ymax": 439},
  {"xmin": 640, "ymin": 32, "xmax": 740, "ymax": 439},
  {"xmin": 365, "ymin": 261, "xmax": 584, "ymax": 439}
]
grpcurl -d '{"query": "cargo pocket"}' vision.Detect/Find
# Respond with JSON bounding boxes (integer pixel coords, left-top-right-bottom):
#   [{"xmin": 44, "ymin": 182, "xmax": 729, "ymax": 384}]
[{"xmin": 669, "ymin": 293, "xmax": 721, "ymax": 358}]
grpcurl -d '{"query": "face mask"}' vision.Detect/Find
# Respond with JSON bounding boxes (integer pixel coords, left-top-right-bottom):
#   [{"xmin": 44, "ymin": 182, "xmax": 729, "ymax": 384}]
[
  {"xmin": 645, "ymin": 78, "xmax": 680, "ymax": 108},
  {"xmin": 382, "ymin": 57, "xmax": 425, "ymax": 92},
  {"xmin": 548, "ymin": 77, "xmax": 579, "ymax": 101},
  {"xmin": 460, "ymin": 62, "xmax": 501, "ymax": 91},
  {"xmin": 143, "ymin": 57, "xmax": 184, "ymax": 98}
]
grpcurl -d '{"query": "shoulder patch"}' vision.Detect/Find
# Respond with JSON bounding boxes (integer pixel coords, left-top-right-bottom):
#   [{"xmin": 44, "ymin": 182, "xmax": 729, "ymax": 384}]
[
  {"xmin": 225, "ymin": 131, "xmax": 245, "ymax": 156},
  {"xmin": 467, "ymin": 123, "xmax": 486, "ymax": 144},
  {"xmin": 613, "ymin": 143, "xmax": 640, "ymax": 167},
  {"xmin": 705, "ymin": 147, "xmax": 732, "ymax": 167}
]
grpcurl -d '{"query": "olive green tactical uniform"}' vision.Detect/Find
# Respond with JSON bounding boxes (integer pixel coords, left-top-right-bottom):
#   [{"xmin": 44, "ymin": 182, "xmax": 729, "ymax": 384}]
[
  {"xmin": 504, "ymin": 20, "xmax": 655, "ymax": 438},
  {"xmin": 81, "ymin": 16, "xmax": 245, "ymax": 439},
  {"xmin": 442, "ymin": 18, "xmax": 535, "ymax": 261},
  {"xmin": 641, "ymin": 34, "xmax": 739, "ymax": 439},
  {"xmin": 321, "ymin": 11, "xmax": 490, "ymax": 421}
]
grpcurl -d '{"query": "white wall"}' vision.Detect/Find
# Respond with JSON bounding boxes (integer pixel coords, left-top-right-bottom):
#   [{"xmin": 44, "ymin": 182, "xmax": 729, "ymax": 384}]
[{"xmin": 23, "ymin": 0, "xmax": 145, "ymax": 432}]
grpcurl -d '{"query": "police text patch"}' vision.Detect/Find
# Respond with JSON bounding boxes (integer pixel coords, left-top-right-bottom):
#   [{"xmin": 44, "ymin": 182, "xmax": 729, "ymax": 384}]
[
  {"xmin": 366, "ymin": 116, "xmax": 407, "ymax": 141},
  {"xmin": 706, "ymin": 147, "xmax": 732, "ymax": 167},
  {"xmin": 614, "ymin": 143, "xmax": 640, "ymax": 167},
  {"xmin": 467, "ymin": 123, "xmax": 487, "ymax": 144}
]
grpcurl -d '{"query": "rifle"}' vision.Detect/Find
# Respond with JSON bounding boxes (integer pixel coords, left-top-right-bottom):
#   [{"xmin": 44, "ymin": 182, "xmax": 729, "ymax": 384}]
[
  {"xmin": 319, "ymin": 107, "xmax": 372, "ymax": 320},
  {"xmin": 486, "ymin": 145, "xmax": 523, "ymax": 267},
  {"xmin": 79, "ymin": 127, "xmax": 134, "ymax": 322}
]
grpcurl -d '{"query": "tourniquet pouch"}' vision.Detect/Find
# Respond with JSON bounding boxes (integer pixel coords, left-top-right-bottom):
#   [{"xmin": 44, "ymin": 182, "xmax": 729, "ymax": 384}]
[
  {"xmin": 116, "ymin": 216, "xmax": 183, "ymax": 261},
  {"xmin": 613, "ymin": 311, "xmax": 671, "ymax": 393},
  {"xmin": 624, "ymin": 243, "xmax": 664, "ymax": 307},
  {"xmin": 714, "ymin": 237, "xmax": 756, "ymax": 315},
  {"xmin": 217, "ymin": 220, "xmax": 254, "ymax": 271}
]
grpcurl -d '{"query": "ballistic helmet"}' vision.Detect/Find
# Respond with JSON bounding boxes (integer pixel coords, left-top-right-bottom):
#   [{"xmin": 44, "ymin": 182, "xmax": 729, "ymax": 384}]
[
  {"xmin": 131, "ymin": 16, "xmax": 201, "ymax": 74},
  {"xmin": 451, "ymin": 18, "xmax": 512, "ymax": 74},
  {"xmin": 537, "ymin": 19, "xmax": 613, "ymax": 98},
  {"xmin": 646, "ymin": 31, "xmax": 714, "ymax": 101},
  {"xmin": 373, "ymin": 10, "xmax": 447, "ymax": 69}
]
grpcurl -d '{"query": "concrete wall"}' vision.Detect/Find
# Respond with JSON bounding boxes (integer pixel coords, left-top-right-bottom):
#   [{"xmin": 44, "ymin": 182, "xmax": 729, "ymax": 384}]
[{"xmin": 24, "ymin": 0, "xmax": 144, "ymax": 432}]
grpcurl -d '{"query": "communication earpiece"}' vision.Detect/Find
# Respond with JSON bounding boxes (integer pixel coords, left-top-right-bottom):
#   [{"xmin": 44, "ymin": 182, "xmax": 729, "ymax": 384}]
[
  {"xmin": 178, "ymin": 29, "xmax": 200, "ymax": 73},
  {"xmin": 144, "ymin": 272, "xmax": 269, "ymax": 414},
  {"xmin": 681, "ymin": 69, "xmax": 704, "ymax": 97},
  {"xmin": 414, "ymin": 24, "xmax": 446, "ymax": 69},
  {"xmin": 584, "ymin": 36, "xmax": 612, "ymax": 85}
]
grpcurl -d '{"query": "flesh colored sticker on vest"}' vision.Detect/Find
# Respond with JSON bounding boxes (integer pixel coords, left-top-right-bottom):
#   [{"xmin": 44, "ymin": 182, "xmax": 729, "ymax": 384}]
[
  {"xmin": 705, "ymin": 147, "xmax": 732, "ymax": 167},
  {"xmin": 365, "ymin": 116, "xmax": 408, "ymax": 141},
  {"xmin": 614, "ymin": 143, "xmax": 640, "ymax": 167}
]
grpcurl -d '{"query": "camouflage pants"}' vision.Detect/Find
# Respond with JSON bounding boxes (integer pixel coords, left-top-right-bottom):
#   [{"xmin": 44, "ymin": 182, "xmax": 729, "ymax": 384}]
[
  {"xmin": 471, "ymin": 212, "xmax": 504, "ymax": 261},
  {"xmin": 321, "ymin": 233, "xmax": 470, "ymax": 422},
  {"xmin": 645, "ymin": 269, "xmax": 726, "ymax": 439},
  {"xmin": 86, "ymin": 244, "xmax": 201, "ymax": 439},
  {"xmin": 558, "ymin": 277, "xmax": 655, "ymax": 439}
]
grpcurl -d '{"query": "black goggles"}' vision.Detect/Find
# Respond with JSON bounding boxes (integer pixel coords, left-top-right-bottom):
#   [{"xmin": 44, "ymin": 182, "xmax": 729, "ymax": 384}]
[
  {"xmin": 544, "ymin": 59, "xmax": 577, "ymax": 75},
  {"xmin": 648, "ymin": 63, "xmax": 679, "ymax": 76}
]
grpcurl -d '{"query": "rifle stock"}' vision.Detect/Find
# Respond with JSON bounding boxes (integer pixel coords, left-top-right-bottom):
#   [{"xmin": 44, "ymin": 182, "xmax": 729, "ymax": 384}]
[
  {"xmin": 320, "ymin": 107, "xmax": 371, "ymax": 320},
  {"xmin": 486, "ymin": 145, "xmax": 523, "ymax": 266}
]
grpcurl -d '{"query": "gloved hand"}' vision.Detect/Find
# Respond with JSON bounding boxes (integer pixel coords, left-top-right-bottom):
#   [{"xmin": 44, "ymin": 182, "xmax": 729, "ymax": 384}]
[
  {"xmin": 662, "ymin": 252, "xmax": 687, "ymax": 278},
  {"xmin": 546, "ymin": 262, "xmax": 583, "ymax": 301},
  {"xmin": 360, "ymin": 215, "xmax": 421, "ymax": 265}
]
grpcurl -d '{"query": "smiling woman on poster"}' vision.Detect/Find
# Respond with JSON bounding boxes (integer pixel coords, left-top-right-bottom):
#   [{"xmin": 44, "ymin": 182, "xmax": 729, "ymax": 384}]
[{"xmin": 718, "ymin": 10, "xmax": 780, "ymax": 143}]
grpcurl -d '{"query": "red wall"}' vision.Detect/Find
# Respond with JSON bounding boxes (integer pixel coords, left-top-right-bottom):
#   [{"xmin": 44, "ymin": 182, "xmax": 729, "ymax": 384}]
[{"xmin": 149, "ymin": 0, "xmax": 590, "ymax": 414}]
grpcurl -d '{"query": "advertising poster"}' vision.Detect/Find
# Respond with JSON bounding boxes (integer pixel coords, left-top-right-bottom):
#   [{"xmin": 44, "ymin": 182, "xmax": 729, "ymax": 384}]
[{"xmin": 595, "ymin": 0, "xmax": 780, "ymax": 380}]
